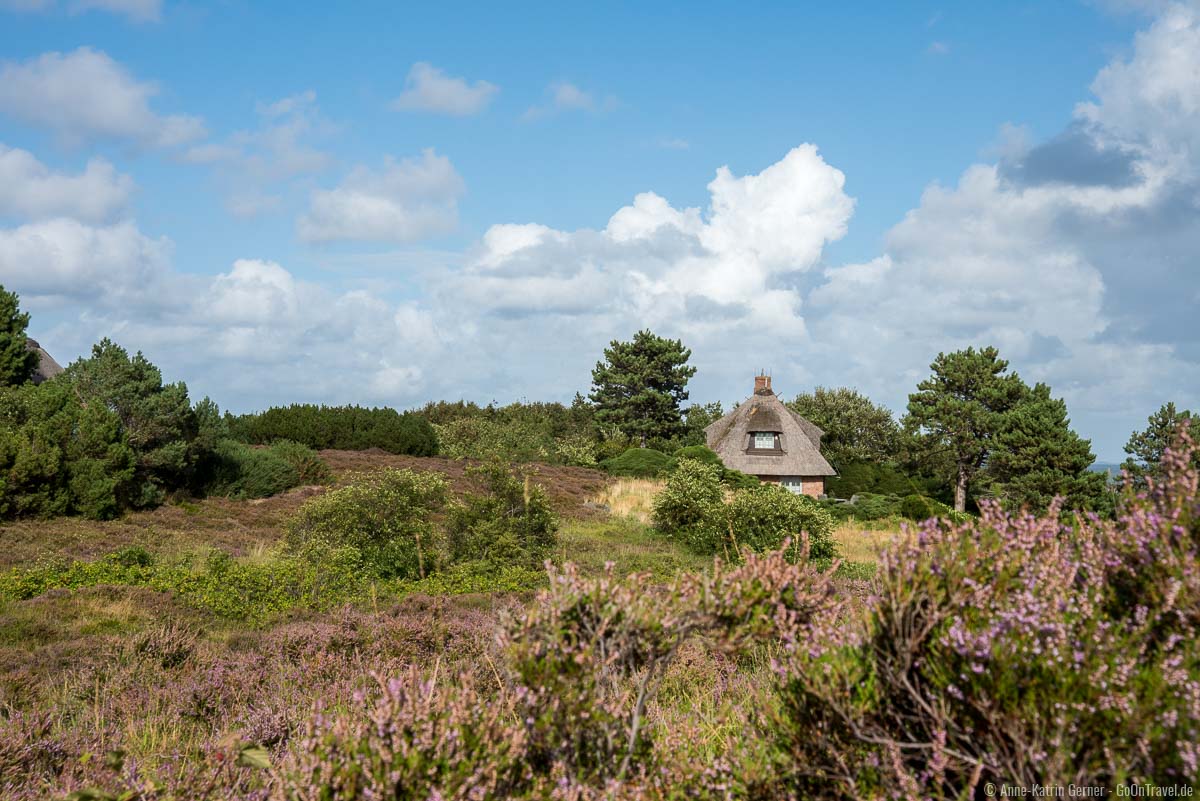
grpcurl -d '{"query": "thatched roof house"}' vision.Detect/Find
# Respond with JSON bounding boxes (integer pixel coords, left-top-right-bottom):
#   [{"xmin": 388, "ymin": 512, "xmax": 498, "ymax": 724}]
[
  {"xmin": 705, "ymin": 374, "xmax": 836, "ymax": 497},
  {"xmin": 27, "ymin": 339, "xmax": 64, "ymax": 385}
]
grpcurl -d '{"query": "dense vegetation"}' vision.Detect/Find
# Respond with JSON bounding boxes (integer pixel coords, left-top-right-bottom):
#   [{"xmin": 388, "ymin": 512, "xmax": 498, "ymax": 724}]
[{"xmin": 227, "ymin": 403, "xmax": 437, "ymax": 455}]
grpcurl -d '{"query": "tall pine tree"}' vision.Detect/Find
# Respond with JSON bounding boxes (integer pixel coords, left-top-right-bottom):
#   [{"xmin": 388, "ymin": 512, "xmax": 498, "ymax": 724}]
[
  {"xmin": 987, "ymin": 382, "xmax": 1109, "ymax": 513},
  {"xmin": 589, "ymin": 330, "xmax": 696, "ymax": 447},
  {"xmin": 1121, "ymin": 402, "xmax": 1196, "ymax": 488},
  {"xmin": 0, "ymin": 285, "xmax": 38, "ymax": 387},
  {"xmin": 906, "ymin": 346, "xmax": 1025, "ymax": 512}
]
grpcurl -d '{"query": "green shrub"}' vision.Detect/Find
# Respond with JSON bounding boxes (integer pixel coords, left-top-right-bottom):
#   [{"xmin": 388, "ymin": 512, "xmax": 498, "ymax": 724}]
[
  {"xmin": 671, "ymin": 445, "xmax": 723, "ymax": 469},
  {"xmin": 553, "ymin": 433, "xmax": 598, "ymax": 467},
  {"xmin": 264, "ymin": 439, "xmax": 331, "ymax": 484},
  {"xmin": 286, "ymin": 468, "xmax": 448, "ymax": 580},
  {"xmin": 435, "ymin": 416, "xmax": 551, "ymax": 462},
  {"xmin": 720, "ymin": 469, "xmax": 760, "ymax": 489},
  {"xmin": 447, "ymin": 462, "xmax": 557, "ymax": 568},
  {"xmin": 899, "ymin": 493, "xmax": 935, "ymax": 521},
  {"xmin": 652, "ymin": 459, "xmax": 723, "ymax": 546},
  {"xmin": 848, "ymin": 491, "xmax": 900, "ymax": 520},
  {"xmin": 724, "ymin": 484, "xmax": 837, "ymax": 561},
  {"xmin": 205, "ymin": 439, "xmax": 300, "ymax": 500},
  {"xmin": 227, "ymin": 404, "xmax": 437, "ymax": 455},
  {"xmin": 599, "ymin": 447, "xmax": 675, "ymax": 478},
  {"xmin": 825, "ymin": 460, "xmax": 916, "ymax": 499}
]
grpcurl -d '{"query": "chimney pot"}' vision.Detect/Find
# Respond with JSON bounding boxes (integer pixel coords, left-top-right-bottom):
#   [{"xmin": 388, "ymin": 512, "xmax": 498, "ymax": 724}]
[{"xmin": 754, "ymin": 374, "xmax": 772, "ymax": 394}]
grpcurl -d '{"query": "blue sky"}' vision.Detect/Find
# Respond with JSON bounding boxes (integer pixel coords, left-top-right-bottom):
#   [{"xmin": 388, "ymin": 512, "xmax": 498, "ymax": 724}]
[{"xmin": 1, "ymin": 0, "xmax": 1198, "ymax": 461}]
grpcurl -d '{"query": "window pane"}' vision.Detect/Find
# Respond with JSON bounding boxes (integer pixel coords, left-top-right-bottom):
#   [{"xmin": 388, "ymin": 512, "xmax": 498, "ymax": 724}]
[{"xmin": 754, "ymin": 432, "xmax": 774, "ymax": 448}]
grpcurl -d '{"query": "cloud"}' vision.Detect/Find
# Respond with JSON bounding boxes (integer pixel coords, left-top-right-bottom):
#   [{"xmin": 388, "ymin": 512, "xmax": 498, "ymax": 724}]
[
  {"xmin": 0, "ymin": 218, "xmax": 175, "ymax": 308},
  {"xmin": 390, "ymin": 62, "xmax": 498, "ymax": 116},
  {"xmin": 0, "ymin": 144, "xmax": 133, "ymax": 222},
  {"xmin": 183, "ymin": 90, "xmax": 333, "ymax": 218},
  {"xmin": 0, "ymin": 0, "xmax": 161, "ymax": 21},
  {"xmin": 297, "ymin": 149, "xmax": 464, "ymax": 244},
  {"xmin": 0, "ymin": 48, "xmax": 202, "ymax": 148},
  {"xmin": 523, "ymin": 81, "xmax": 618, "ymax": 120}
]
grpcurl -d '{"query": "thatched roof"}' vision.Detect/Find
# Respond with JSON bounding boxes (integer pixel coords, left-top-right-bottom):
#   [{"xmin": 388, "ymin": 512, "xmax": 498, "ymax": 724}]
[
  {"xmin": 27, "ymin": 339, "xmax": 64, "ymax": 385},
  {"xmin": 704, "ymin": 379, "xmax": 836, "ymax": 477}
]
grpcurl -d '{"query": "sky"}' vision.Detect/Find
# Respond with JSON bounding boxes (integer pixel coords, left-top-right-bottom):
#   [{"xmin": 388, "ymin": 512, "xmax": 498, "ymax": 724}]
[{"xmin": 0, "ymin": 1, "xmax": 1197, "ymax": 462}]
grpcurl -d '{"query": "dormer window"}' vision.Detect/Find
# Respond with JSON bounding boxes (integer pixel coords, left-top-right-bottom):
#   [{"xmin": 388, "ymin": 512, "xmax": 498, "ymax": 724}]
[{"xmin": 753, "ymin": 432, "xmax": 776, "ymax": 449}]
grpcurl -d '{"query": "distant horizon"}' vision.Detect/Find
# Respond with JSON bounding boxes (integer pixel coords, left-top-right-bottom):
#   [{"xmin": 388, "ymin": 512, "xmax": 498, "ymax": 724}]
[{"xmin": 3, "ymin": 1, "xmax": 1199, "ymax": 463}]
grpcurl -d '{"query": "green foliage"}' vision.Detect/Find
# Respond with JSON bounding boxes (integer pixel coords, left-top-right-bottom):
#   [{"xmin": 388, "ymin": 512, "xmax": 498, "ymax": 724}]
[
  {"xmin": 425, "ymin": 398, "xmax": 599, "ymax": 465},
  {"xmin": 0, "ymin": 547, "xmax": 363, "ymax": 622},
  {"xmin": 679, "ymin": 401, "xmax": 724, "ymax": 447},
  {"xmin": 671, "ymin": 444, "xmax": 723, "ymax": 469},
  {"xmin": 824, "ymin": 459, "xmax": 919, "ymax": 499},
  {"xmin": 287, "ymin": 468, "xmax": 448, "ymax": 580},
  {"xmin": 435, "ymin": 416, "xmax": 551, "ymax": 462},
  {"xmin": 1121, "ymin": 401, "xmax": 1195, "ymax": 489},
  {"xmin": 447, "ymin": 462, "xmax": 558, "ymax": 568},
  {"xmin": 788, "ymin": 386, "xmax": 900, "ymax": 469},
  {"xmin": 264, "ymin": 439, "xmax": 332, "ymax": 484},
  {"xmin": 0, "ymin": 285, "xmax": 38, "ymax": 387},
  {"xmin": 64, "ymin": 338, "xmax": 204, "ymax": 506},
  {"xmin": 598, "ymin": 447, "xmax": 675, "ymax": 477},
  {"xmin": 589, "ymin": 329, "xmax": 697, "ymax": 446},
  {"xmin": 389, "ymin": 560, "xmax": 546, "ymax": 596},
  {"xmin": 900, "ymin": 493, "xmax": 934, "ymax": 521},
  {"xmin": 227, "ymin": 403, "xmax": 437, "ymax": 455},
  {"xmin": 0, "ymin": 379, "xmax": 136, "ymax": 519},
  {"xmin": 203, "ymin": 440, "xmax": 301, "ymax": 500},
  {"xmin": 987, "ymin": 382, "xmax": 1111, "ymax": 513},
  {"xmin": 652, "ymin": 458, "xmax": 724, "ymax": 543},
  {"xmin": 725, "ymin": 484, "xmax": 836, "ymax": 561},
  {"xmin": 905, "ymin": 345, "xmax": 1026, "ymax": 511}
]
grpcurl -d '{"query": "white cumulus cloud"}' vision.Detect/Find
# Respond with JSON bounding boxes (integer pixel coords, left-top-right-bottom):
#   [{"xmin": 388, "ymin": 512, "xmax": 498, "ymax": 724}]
[
  {"xmin": 390, "ymin": 63, "xmax": 498, "ymax": 116},
  {"xmin": 297, "ymin": 149, "xmax": 465, "ymax": 244},
  {"xmin": 0, "ymin": 48, "xmax": 203, "ymax": 147},
  {"xmin": 0, "ymin": 144, "xmax": 133, "ymax": 223}
]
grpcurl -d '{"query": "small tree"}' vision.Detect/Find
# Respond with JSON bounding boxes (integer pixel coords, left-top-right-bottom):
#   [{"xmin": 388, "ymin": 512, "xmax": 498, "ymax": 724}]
[
  {"xmin": 788, "ymin": 386, "xmax": 900, "ymax": 469},
  {"xmin": 906, "ymin": 346, "xmax": 1025, "ymax": 512},
  {"xmin": 987, "ymin": 382, "xmax": 1109, "ymax": 513},
  {"xmin": 1121, "ymin": 402, "xmax": 1195, "ymax": 488},
  {"xmin": 0, "ymin": 285, "xmax": 38, "ymax": 387},
  {"xmin": 589, "ymin": 330, "xmax": 697, "ymax": 447}
]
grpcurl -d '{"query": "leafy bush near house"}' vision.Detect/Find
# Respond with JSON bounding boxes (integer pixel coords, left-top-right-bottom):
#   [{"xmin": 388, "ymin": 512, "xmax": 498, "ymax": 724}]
[
  {"xmin": 227, "ymin": 403, "xmax": 437, "ymax": 455},
  {"xmin": 652, "ymin": 458, "xmax": 724, "ymax": 543},
  {"xmin": 673, "ymin": 444, "xmax": 759, "ymax": 488},
  {"xmin": 599, "ymin": 447, "xmax": 675, "ymax": 477},
  {"xmin": 447, "ymin": 461, "xmax": 558, "ymax": 568},
  {"xmin": 655, "ymin": 464, "xmax": 836, "ymax": 562},
  {"xmin": 824, "ymin": 460, "xmax": 920, "ymax": 499},
  {"xmin": 286, "ymin": 468, "xmax": 448, "ymax": 580},
  {"xmin": 725, "ymin": 484, "xmax": 836, "ymax": 561}
]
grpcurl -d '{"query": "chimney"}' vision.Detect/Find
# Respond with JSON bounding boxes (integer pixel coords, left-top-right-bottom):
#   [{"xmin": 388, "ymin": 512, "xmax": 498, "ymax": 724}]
[{"xmin": 753, "ymin": 373, "xmax": 772, "ymax": 395}]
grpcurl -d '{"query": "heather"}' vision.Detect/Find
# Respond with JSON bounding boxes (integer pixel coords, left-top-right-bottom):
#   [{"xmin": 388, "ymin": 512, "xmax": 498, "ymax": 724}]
[{"xmin": 0, "ymin": 432, "xmax": 1197, "ymax": 798}]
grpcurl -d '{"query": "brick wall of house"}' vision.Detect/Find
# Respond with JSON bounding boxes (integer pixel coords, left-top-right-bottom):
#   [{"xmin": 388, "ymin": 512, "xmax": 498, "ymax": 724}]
[{"xmin": 755, "ymin": 475, "xmax": 826, "ymax": 497}]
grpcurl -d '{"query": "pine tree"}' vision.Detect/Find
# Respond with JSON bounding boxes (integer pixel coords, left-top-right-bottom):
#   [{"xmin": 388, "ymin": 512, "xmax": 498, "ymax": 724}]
[
  {"xmin": 0, "ymin": 285, "xmax": 38, "ymax": 387},
  {"xmin": 589, "ymin": 330, "xmax": 697, "ymax": 447},
  {"xmin": 905, "ymin": 346, "xmax": 1025, "ymax": 512},
  {"xmin": 1121, "ymin": 402, "xmax": 1196, "ymax": 488},
  {"xmin": 987, "ymin": 382, "xmax": 1109, "ymax": 513}
]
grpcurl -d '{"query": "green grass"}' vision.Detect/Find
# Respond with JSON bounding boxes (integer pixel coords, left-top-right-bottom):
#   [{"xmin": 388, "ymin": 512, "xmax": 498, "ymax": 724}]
[{"xmin": 556, "ymin": 517, "xmax": 712, "ymax": 580}]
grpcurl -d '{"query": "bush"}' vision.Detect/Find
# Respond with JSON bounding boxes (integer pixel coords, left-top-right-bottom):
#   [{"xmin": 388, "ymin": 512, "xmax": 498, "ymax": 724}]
[
  {"xmin": 227, "ymin": 404, "xmax": 437, "ymax": 455},
  {"xmin": 447, "ymin": 462, "xmax": 557, "ymax": 568},
  {"xmin": 847, "ymin": 491, "xmax": 900, "ymax": 520},
  {"xmin": 286, "ymin": 469, "xmax": 448, "ymax": 579},
  {"xmin": 599, "ymin": 447, "xmax": 675, "ymax": 478},
  {"xmin": 900, "ymin": 492, "xmax": 935, "ymax": 521},
  {"xmin": 825, "ymin": 460, "xmax": 916, "ymax": 499},
  {"xmin": 204, "ymin": 440, "xmax": 300, "ymax": 500},
  {"xmin": 434, "ymin": 416, "xmax": 551, "ymax": 462},
  {"xmin": 724, "ymin": 484, "xmax": 836, "ymax": 561},
  {"xmin": 553, "ymin": 433, "xmax": 598, "ymax": 467},
  {"xmin": 263, "ymin": 439, "xmax": 331, "ymax": 484},
  {"xmin": 652, "ymin": 458, "xmax": 723, "ymax": 546}
]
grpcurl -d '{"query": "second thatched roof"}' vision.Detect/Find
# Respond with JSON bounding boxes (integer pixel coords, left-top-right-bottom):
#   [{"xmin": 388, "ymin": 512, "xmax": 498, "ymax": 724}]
[
  {"xmin": 27, "ymin": 339, "xmax": 64, "ymax": 385},
  {"xmin": 704, "ymin": 379, "xmax": 836, "ymax": 477}
]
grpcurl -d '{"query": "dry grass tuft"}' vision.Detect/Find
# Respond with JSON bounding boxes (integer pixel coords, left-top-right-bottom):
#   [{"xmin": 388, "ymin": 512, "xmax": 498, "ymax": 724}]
[
  {"xmin": 594, "ymin": 478, "xmax": 664, "ymax": 525},
  {"xmin": 832, "ymin": 520, "xmax": 903, "ymax": 564}
]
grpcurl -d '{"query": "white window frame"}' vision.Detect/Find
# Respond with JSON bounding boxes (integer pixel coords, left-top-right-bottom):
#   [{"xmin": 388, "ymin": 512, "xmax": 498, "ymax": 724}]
[
  {"xmin": 780, "ymin": 477, "xmax": 804, "ymax": 495},
  {"xmin": 753, "ymin": 432, "xmax": 775, "ymax": 449}
]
